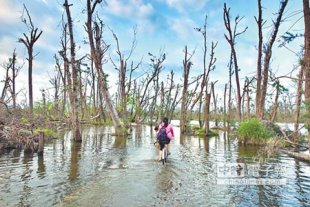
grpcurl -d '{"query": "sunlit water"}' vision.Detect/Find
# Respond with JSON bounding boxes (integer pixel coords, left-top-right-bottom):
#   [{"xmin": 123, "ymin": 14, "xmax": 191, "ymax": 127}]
[{"xmin": 0, "ymin": 125, "xmax": 310, "ymax": 207}]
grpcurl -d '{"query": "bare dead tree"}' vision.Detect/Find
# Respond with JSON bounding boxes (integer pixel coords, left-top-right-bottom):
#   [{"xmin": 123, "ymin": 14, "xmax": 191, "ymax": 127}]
[
  {"xmin": 164, "ymin": 70, "xmax": 175, "ymax": 118},
  {"xmin": 188, "ymin": 40, "xmax": 217, "ymax": 121},
  {"xmin": 227, "ymin": 52, "xmax": 234, "ymax": 125},
  {"xmin": 8, "ymin": 50, "xmax": 22, "ymax": 109},
  {"xmin": 54, "ymin": 54, "xmax": 67, "ymax": 115},
  {"xmin": 223, "ymin": 3, "xmax": 248, "ymax": 121},
  {"xmin": 49, "ymin": 65, "xmax": 61, "ymax": 112},
  {"xmin": 255, "ymin": 0, "xmax": 264, "ymax": 117},
  {"xmin": 180, "ymin": 46, "xmax": 194, "ymax": 134},
  {"xmin": 223, "ymin": 83, "xmax": 228, "ymax": 129},
  {"xmin": 85, "ymin": 0, "xmax": 126, "ymax": 133},
  {"xmin": 18, "ymin": 4, "xmax": 43, "ymax": 115},
  {"xmin": 137, "ymin": 53, "xmax": 165, "ymax": 120},
  {"xmin": 211, "ymin": 81, "xmax": 218, "ymax": 126},
  {"xmin": 241, "ymin": 77, "xmax": 254, "ymax": 118},
  {"xmin": 204, "ymin": 92, "xmax": 211, "ymax": 135},
  {"xmin": 1, "ymin": 62, "xmax": 11, "ymax": 102},
  {"xmin": 110, "ymin": 26, "xmax": 140, "ymax": 120},
  {"xmin": 63, "ymin": 0, "xmax": 82, "ymax": 141},
  {"xmin": 168, "ymin": 83, "xmax": 181, "ymax": 122},
  {"xmin": 258, "ymin": 0, "xmax": 288, "ymax": 119}
]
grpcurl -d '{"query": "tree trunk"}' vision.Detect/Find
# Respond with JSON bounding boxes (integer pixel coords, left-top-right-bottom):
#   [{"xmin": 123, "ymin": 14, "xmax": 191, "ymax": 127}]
[
  {"xmin": 180, "ymin": 46, "xmax": 192, "ymax": 134},
  {"xmin": 223, "ymin": 83, "xmax": 227, "ymax": 129},
  {"xmin": 258, "ymin": 0, "xmax": 288, "ymax": 119},
  {"xmin": 271, "ymin": 88, "xmax": 279, "ymax": 122},
  {"xmin": 255, "ymin": 0, "xmax": 263, "ymax": 117},
  {"xmin": 64, "ymin": 0, "xmax": 82, "ymax": 142},
  {"xmin": 294, "ymin": 68, "xmax": 304, "ymax": 144},
  {"xmin": 18, "ymin": 5, "xmax": 42, "ymax": 116},
  {"xmin": 205, "ymin": 93, "xmax": 211, "ymax": 136},
  {"xmin": 223, "ymin": 3, "xmax": 247, "ymax": 121},
  {"xmin": 211, "ymin": 81, "xmax": 218, "ymax": 126},
  {"xmin": 303, "ymin": 0, "xmax": 310, "ymax": 151},
  {"xmin": 12, "ymin": 50, "xmax": 17, "ymax": 109},
  {"xmin": 86, "ymin": 0, "xmax": 124, "ymax": 134},
  {"xmin": 28, "ymin": 48, "xmax": 33, "ymax": 114}
]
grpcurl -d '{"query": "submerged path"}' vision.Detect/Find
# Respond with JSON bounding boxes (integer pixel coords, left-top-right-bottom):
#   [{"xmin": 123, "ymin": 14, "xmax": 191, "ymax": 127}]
[{"xmin": 0, "ymin": 126, "xmax": 310, "ymax": 206}]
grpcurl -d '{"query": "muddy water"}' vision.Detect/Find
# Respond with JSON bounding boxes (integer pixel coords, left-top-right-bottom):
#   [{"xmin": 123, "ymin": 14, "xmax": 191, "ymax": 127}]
[{"xmin": 0, "ymin": 125, "xmax": 310, "ymax": 207}]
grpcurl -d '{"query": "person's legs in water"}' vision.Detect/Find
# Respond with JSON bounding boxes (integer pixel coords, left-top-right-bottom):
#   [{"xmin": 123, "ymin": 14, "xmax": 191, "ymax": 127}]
[
  {"xmin": 166, "ymin": 139, "xmax": 171, "ymax": 155},
  {"xmin": 158, "ymin": 141, "xmax": 164, "ymax": 161}
]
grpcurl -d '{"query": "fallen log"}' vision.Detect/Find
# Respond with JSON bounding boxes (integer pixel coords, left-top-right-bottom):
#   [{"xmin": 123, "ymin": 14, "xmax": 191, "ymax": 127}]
[
  {"xmin": 279, "ymin": 128, "xmax": 309, "ymax": 150},
  {"xmin": 280, "ymin": 149, "xmax": 310, "ymax": 162}
]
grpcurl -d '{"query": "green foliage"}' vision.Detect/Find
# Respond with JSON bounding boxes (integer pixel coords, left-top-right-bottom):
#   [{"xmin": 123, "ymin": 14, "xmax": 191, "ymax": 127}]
[
  {"xmin": 34, "ymin": 128, "xmax": 57, "ymax": 138},
  {"xmin": 20, "ymin": 117, "xmax": 29, "ymax": 124},
  {"xmin": 237, "ymin": 118, "xmax": 272, "ymax": 144},
  {"xmin": 194, "ymin": 127, "xmax": 219, "ymax": 137},
  {"xmin": 279, "ymin": 32, "xmax": 303, "ymax": 47}
]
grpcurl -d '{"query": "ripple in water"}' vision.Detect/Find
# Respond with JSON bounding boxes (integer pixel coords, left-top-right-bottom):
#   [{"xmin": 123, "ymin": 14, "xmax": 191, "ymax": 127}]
[{"xmin": 0, "ymin": 125, "xmax": 309, "ymax": 207}]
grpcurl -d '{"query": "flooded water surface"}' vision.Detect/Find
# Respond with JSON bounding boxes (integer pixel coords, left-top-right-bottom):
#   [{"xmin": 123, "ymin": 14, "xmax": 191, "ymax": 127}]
[{"xmin": 0, "ymin": 125, "xmax": 310, "ymax": 206}]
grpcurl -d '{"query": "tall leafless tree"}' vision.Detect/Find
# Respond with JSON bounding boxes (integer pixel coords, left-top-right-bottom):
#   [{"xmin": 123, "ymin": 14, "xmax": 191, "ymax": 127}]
[
  {"xmin": 223, "ymin": 3, "xmax": 248, "ymax": 121},
  {"xmin": 18, "ymin": 4, "xmax": 43, "ymax": 115},
  {"xmin": 85, "ymin": 0, "xmax": 125, "ymax": 133},
  {"xmin": 255, "ymin": 0, "xmax": 264, "ymax": 117},
  {"xmin": 63, "ymin": 0, "xmax": 82, "ymax": 141},
  {"xmin": 258, "ymin": 0, "xmax": 288, "ymax": 119},
  {"xmin": 110, "ymin": 27, "xmax": 140, "ymax": 121},
  {"xmin": 180, "ymin": 46, "xmax": 194, "ymax": 134}
]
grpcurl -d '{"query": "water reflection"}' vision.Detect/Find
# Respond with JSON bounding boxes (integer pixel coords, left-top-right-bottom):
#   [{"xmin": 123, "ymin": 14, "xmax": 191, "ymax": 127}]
[
  {"xmin": 37, "ymin": 156, "xmax": 45, "ymax": 178},
  {"xmin": 0, "ymin": 126, "xmax": 310, "ymax": 207},
  {"xmin": 69, "ymin": 142, "xmax": 81, "ymax": 182}
]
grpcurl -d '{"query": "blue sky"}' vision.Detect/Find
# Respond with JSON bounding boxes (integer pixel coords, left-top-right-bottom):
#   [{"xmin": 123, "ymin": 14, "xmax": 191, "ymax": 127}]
[{"xmin": 0, "ymin": 0, "xmax": 305, "ymax": 103}]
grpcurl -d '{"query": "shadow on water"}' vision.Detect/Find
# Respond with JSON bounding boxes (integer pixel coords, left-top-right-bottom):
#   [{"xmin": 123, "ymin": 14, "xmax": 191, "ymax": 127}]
[{"xmin": 0, "ymin": 125, "xmax": 310, "ymax": 206}]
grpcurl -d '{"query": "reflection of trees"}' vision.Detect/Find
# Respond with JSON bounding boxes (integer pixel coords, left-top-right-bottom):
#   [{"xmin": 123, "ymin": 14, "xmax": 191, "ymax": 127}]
[
  {"xmin": 37, "ymin": 156, "xmax": 46, "ymax": 178},
  {"xmin": 19, "ymin": 154, "xmax": 34, "ymax": 206},
  {"xmin": 113, "ymin": 136, "xmax": 127, "ymax": 148},
  {"xmin": 135, "ymin": 125, "xmax": 142, "ymax": 147},
  {"xmin": 204, "ymin": 138, "xmax": 209, "ymax": 153},
  {"xmin": 294, "ymin": 160, "xmax": 307, "ymax": 205},
  {"xmin": 69, "ymin": 142, "xmax": 81, "ymax": 182},
  {"xmin": 11, "ymin": 149, "xmax": 21, "ymax": 163}
]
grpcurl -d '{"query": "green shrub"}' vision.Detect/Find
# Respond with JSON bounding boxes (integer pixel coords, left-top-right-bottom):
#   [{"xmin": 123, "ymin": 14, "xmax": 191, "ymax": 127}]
[{"xmin": 237, "ymin": 118, "xmax": 272, "ymax": 144}]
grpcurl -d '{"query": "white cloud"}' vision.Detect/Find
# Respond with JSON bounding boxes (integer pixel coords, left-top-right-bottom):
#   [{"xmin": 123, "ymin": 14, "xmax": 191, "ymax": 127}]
[
  {"xmin": 165, "ymin": 0, "xmax": 207, "ymax": 13},
  {"xmin": 106, "ymin": 0, "xmax": 153, "ymax": 19},
  {"xmin": 168, "ymin": 17, "xmax": 197, "ymax": 39},
  {"xmin": 0, "ymin": 0, "xmax": 21, "ymax": 23}
]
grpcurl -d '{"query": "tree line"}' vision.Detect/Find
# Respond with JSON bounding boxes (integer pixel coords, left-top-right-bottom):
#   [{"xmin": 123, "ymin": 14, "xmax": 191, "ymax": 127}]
[{"xmin": 0, "ymin": 0, "xmax": 309, "ymax": 150}]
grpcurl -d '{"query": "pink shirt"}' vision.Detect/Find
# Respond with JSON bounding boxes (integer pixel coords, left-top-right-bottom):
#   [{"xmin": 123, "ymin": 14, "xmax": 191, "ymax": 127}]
[{"xmin": 158, "ymin": 123, "xmax": 175, "ymax": 140}]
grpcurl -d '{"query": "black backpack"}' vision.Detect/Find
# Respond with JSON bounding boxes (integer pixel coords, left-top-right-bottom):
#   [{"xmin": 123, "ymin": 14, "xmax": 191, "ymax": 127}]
[{"xmin": 157, "ymin": 126, "xmax": 168, "ymax": 141}]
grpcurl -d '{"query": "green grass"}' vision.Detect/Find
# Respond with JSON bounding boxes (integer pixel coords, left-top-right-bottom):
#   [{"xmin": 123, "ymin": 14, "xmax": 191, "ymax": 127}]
[
  {"xmin": 34, "ymin": 128, "xmax": 57, "ymax": 138},
  {"xmin": 194, "ymin": 127, "xmax": 219, "ymax": 137}
]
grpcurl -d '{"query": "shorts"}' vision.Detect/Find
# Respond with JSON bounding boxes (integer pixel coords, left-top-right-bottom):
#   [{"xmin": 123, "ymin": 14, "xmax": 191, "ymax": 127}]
[{"xmin": 158, "ymin": 138, "xmax": 170, "ymax": 151}]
